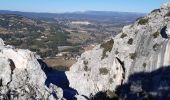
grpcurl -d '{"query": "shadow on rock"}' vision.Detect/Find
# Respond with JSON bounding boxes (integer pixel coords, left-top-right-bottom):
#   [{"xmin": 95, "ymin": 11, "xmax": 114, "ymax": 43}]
[
  {"xmin": 160, "ymin": 26, "xmax": 168, "ymax": 39},
  {"xmin": 37, "ymin": 59, "xmax": 78, "ymax": 100},
  {"xmin": 116, "ymin": 66, "xmax": 170, "ymax": 100},
  {"xmin": 90, "ymin": 91, "xmax": 119, "ymax": 100}
]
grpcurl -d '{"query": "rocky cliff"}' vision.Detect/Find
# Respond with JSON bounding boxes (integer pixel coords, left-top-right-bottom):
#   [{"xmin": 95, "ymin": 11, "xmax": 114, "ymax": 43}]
[
  {"xmin": 0, "ymin": 39, "xmax": 63, "ymax": 99},
  {"xmin": 0, "ymin": 2, "xmax": 170, "ymax": 100},
  {"xmin": 66, "ymin": 2, "xmax": 170, "ymax": 99}
]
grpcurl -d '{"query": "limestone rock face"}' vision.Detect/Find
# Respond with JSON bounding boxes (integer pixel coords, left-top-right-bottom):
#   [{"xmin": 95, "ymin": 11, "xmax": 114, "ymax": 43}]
[
  {"xmin": 66, "ymin": 45, "xmax": 124, "ymax": 96},
  {"xmin": 66, "ymin": 2, "xmax": 170, "ymax": 98},
  {"xmin": 161, "ymin": 2, "xmax": 170, "ymax": 9},
  {"xmin": 0, "ymin": 38, "xmax": 4, "ymax": 46},
  {"xmin": 0, "ymin": 39, "xmax": 63, "ymax": 100}
]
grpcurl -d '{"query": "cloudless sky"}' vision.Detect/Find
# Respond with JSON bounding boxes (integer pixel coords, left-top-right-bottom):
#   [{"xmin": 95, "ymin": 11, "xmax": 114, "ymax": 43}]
[{"xmin": 0, "ymin": 0, "xmax": 170, "ymax": 13}]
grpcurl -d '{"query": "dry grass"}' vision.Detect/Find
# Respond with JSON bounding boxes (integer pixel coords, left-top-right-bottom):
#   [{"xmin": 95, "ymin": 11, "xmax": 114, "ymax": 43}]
[
  {"xmin": 44, "ymin": 57, "xmax": 77, "ymax": 71},
  {"xmin": 67, "ymin": 31, "xmax": 92, "ymax": 44}
]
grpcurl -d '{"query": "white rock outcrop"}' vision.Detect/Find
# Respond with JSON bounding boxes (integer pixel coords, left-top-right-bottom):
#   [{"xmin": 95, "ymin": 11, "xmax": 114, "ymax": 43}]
[
  {"xmin": 0, "ymin": 38, "xmax": 4, "ymax": 46},
  {"xmin": 161, "ymin": 2, "xmax": 170, "ymax": 9},
  {"xmin": 66, "ymin": 2, "xmax": 170, "ymax": 98},
  {"xmin": 66, "ymin": 45, "xmax": 124, "ymax": 96},
  {"xmin": 0, "ymin": 40, "xmax": 63, "ymax": 100}
]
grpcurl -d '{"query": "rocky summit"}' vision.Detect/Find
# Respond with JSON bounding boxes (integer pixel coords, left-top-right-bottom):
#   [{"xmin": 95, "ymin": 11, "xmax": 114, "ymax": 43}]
[{"xmin": 0, "ymin": 2, "xmax": 170, "ymax": 100}]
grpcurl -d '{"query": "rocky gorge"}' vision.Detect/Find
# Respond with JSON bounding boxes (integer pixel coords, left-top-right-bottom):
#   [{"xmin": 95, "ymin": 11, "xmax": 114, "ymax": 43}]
[{"xmin": 0, "ymin": 2, "xmax": 170, "ymax": 100}]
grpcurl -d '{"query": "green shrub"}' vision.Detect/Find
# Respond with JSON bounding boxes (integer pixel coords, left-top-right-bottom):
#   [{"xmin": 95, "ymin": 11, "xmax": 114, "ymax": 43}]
[
  {"xmin": 83, "ymin": 60, "xmax": 89, "ymax": 71},
  {"xmin": 91, "ymin": 90, "xmax": 119, "ymax": 100},
  {"xmin": 0, "ymin": 19, "xmax": 9, "ymax": 28},
  {"xmin": 130, "ymin": 53, "xmax": 137, "ymax": 60},
  {"xmin": 152, "ymin": 31, "xmax": 160, "ymax": 38},
  {"xmin": 7, "ymin": 39, "xmax": 23, "ymax": 46},
  {"xmin": 138, "ymin": 18, "xmax": 149, "ymax": 25},
  {"xmin": 120, "ymin": 33, "xmax": 127, "ymax": 38},
  {"xmin": 84, "ymin": 66, "xmax": 88, "ymax": 71},
  {"xmin": 127, "ymin": 38, "xmax": 133, "ymax": 45},
  {"xmin": 153, "ymin": 43, "xmax": 159, "ymax": 51},
  {"xmin": 106, "ymin": 90, "xmax": 119, "ymax": 99},
  {"xmin": 99, "ymin": 68, "xmax": 109, "ymax": 75},
  {"xmin": 100, "ymin": 39, "xmax": 114, "ymax": 59}
]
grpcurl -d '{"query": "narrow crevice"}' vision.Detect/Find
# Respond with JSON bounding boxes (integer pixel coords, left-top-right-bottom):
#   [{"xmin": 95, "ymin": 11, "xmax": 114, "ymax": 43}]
[
  {"xmin": 7, "ymin": 59, "xmax": 16, "ymax": 87},
  {"xmin": 37, "ymin": 59, "xmax": 78, "ymax": 100},
  {"xmin": 9, "ymin": 59, "xmax": 16, "ymax": 74},
  {"xmin": 0, "ymin": 79, "xmax": 2, "ymax": 87},
  {"xmin": 6, "ymin": 89, "xmax": 11, "ymax": 100},
  {"xmin": 116, "ymin": 57, "xmax": 126, "ymax": 85}
]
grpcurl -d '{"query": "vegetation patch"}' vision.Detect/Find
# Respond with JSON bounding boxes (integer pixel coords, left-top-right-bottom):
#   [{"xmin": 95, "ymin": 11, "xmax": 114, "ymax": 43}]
[
  {"xmin": 138, "ymin": 18, "xmax": 149, "ymax": 25},
  {"xmin": 100, "ymin": 39, "xmax": 114, "ymax": 59},
  {"xmin": 99, "ymin": 68, "xmax": 109, "ymax": 75},
  {"xmin": 127, "ymin": 38, "xmax": 133, "ymax": 45},
  {"xmin": 0, "ymin": 15, "xmax": 72, "ymax": 58},
  {"xmin": 106, "ymin": 90, "xmax": 119, "ymax": 99},
  {"xmin": 61, "ymin": 46, "xmax": 83, "ymax": 53},
  {"xmin": 120, "ymin": 33, "xmax": 127, "ymax": 38},
  {"xmin": 130, "ymin": 53, "xmax": 137, "ymax": 60},
  {"xmin": 152, "ymin": 31, "xmax": 160, "ymax": 38},
  {"xmin": 91, "ymin": 90, "xmax": 119, "ymax": 100},
  {"xmin": 84, "ymin": 66, "xmax": 88, "ymax": 71},
  {"xmin": 83, "ymin": 60, "xmax": 89, "ymax": 71},
  {"xmin": 153, "ymin": 43, "xmax": 159, "ymax": 51}
]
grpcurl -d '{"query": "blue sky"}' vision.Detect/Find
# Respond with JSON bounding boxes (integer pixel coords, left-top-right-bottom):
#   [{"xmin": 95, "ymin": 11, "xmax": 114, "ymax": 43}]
[{"xmin": 0, "ymin": 0, "xmax": 170, "ymax": 13}]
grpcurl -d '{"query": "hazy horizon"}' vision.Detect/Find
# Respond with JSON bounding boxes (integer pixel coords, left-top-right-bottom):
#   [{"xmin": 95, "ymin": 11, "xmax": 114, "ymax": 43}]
[
  {"xmin": 0, "ymin": 0, "xmax": 169, "ymax": 13},
  {"xmin": 0, "ymin": 9, "xmax": 147, "ymax": 14}
]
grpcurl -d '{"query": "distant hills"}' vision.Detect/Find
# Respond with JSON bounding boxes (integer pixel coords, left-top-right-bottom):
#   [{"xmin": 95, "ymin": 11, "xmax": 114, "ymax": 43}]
[
  {"xmin": 0, "ymin": 10, "xmax": 145, "ymax": 59},
  {"xmin": 0, "ymin": 10, "xmax": 145, "ymax": 23}
]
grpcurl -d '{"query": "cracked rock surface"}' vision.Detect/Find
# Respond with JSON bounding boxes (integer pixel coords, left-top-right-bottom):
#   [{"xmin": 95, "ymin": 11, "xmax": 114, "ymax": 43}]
[{"xmin": 0, "ymin": 41, "xmax": 63, "ymax": 100}]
